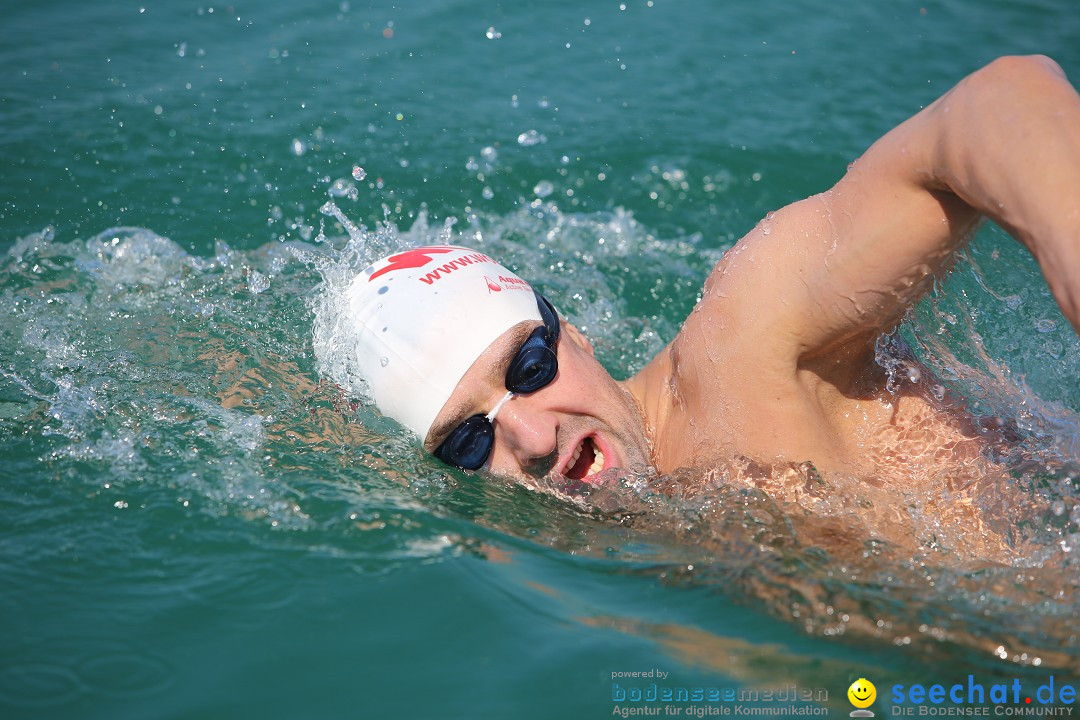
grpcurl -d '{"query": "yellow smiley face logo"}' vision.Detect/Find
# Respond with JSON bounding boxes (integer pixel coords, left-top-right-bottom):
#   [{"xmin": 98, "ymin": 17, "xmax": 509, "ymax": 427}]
[{"xmin": 848, "ymin": 678, "xmax": 876, "ymax": 709}]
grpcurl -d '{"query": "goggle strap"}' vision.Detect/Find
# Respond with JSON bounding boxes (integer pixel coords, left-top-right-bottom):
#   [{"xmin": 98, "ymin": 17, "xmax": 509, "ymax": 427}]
[{"xmin": 485, "ymin": 391, "xmax": 515, "ymax": 422}]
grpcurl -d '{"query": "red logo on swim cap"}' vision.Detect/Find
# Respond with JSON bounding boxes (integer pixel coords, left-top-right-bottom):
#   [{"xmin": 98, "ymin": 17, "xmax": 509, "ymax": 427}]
[
  {"xmin": 484, "ymin": 276, "xmax": 502, "ymax": 293},
  {"xmin": 368, "ymin": 246, "xmax": 456, "ymax": 282}
]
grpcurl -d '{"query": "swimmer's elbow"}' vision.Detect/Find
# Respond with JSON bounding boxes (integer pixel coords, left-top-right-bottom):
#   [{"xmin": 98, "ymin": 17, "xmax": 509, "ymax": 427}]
[
  {"xmin": 974, "ymin": 55, "xmax": 1066, "ymax": 93},
  {"xmin": 933, "ymin": 54, "xmax": 1073, "ymax": 173}
]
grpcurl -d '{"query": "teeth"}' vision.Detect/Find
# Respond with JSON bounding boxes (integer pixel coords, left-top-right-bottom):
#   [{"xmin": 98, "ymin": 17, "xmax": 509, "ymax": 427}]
[
  {"xmin": 586, "ymin": 448, "xmax": 605, "ymax": 477},
  {"xmin": 570, "ymin": 441, "xmax": 583, "ymax": 466}
]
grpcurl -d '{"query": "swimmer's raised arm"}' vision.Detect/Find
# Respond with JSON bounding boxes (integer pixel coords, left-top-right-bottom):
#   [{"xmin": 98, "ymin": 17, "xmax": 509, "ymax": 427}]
[{"xmin": 704, "ymin": 55, "xmax": 1080, "ymax": 365}]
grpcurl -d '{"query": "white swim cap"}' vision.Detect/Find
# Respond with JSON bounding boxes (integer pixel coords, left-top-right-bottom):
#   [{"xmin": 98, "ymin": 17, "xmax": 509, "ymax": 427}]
[{"xmin": 347, "ymin": 245, "xmax": 542, "ymax": 439}]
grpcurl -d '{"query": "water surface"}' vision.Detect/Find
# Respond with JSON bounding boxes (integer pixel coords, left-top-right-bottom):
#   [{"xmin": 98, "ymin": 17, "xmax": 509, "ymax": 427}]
[{"xmin": 3, "ymin": 1, "xmax": 1079, "ymax": 717}]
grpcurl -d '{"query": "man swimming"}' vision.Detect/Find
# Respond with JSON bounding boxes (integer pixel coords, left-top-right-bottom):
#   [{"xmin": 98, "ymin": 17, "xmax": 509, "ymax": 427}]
[{"xmin": 343, "ymin": 55, "xmax": 1080, "ymax": 497}]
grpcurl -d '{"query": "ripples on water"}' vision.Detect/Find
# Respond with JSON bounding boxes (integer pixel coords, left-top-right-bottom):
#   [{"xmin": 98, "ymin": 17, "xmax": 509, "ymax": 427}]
[{"xmin": 2, "ymin": 204, "xmax": 1079, "ymax": 706}]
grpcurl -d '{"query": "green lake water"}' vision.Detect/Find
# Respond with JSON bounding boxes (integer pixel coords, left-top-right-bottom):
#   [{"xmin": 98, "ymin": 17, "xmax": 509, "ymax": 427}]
[{"xmin": 3, "ymin": 1, "xmax": 1080, "ymax": 718}]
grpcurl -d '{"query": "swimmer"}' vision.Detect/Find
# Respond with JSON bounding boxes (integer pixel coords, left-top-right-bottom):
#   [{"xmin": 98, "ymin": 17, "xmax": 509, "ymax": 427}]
[{"xmin": 343, "ymin": 55, "xmax": 1080, "ymax": 502}]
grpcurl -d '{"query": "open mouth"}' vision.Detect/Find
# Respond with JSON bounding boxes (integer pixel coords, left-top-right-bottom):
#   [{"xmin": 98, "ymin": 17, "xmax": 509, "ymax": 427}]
[{"xmin": 564, "ymin": 436, "xmax": 606, "ymax": 481}]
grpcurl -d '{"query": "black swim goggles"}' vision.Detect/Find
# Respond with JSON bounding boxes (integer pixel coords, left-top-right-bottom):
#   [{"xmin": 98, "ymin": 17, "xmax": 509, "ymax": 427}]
[{"xmin": 434, "ymin": 290, "xmax": 560, "ymax": 471}]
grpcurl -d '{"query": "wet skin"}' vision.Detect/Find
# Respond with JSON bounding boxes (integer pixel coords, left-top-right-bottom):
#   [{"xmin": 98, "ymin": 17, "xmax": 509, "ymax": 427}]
[
  {"xmin": 424, "ymin": 317, "xmax": 651, "ymax": 486},
  {"xmin": 427, "ymin": 57, "xmax": 1080, "ymax": 488},
  {"xmin": 624, "ymin": 56, "xmax": 1080, "ymax": 479}
]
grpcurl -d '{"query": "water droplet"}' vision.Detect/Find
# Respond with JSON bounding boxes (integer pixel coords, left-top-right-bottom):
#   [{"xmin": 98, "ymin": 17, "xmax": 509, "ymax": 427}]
[
  {"xmin": 352, "ymin": 166, "xmax": 367, "ymax": 181},
  {"xmin": 380, "ymin": 357, "xmax": 389, "ymax": 367},
  {"xmin": 327, "ymin": 179, "xmax": 358, "ymax": 200},
  {"xmin": 248, "ymin": 270, "xmax": 270, "ymax": 295},
  {"xmin": 517, "ymin": 129, "xmax": 547, "ymax": 147}
]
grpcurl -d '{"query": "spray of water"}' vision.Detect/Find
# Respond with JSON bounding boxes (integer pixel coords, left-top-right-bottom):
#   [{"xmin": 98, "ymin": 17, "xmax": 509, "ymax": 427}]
[{"xmin": 4, "ymin": 205, "xmax": 1079, "ymax": 674}]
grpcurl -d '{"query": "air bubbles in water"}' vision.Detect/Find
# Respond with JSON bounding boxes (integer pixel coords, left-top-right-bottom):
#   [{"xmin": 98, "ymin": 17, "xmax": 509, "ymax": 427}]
[
  {"xmin": 485, "ymin": 26, "xmax": 502, "ymax": 39},
  {"xmin": 1035, "ymin": 318, "xmax": 1057, "ymax": 333},
  {"xmin": 482, "ymin": 187, "xmax": 494, "ymax": 200},
  {"xmin": 352, "ymin": 166, "xmax": 367, "ymax": 182},
  {"xmin": 290, "ymin": 138, "xmax": 306, "ymax": 156},
  {"xmin": 480, "ymin": 146, "xmax": 498, "ymax": 163},
  {"xmin": 533, "ymin": 180, "xmax": 554, "ymax": 198},
  {"xmin": 380, "ymin": 357, "xmax": 389, "ymax": 367}
]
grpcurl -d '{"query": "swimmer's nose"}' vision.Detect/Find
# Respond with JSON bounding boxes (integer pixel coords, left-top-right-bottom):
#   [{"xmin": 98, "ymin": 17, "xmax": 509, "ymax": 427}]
[{"xmin": 492, "ymin": 397, "xmax": 558, "ymax": 467}]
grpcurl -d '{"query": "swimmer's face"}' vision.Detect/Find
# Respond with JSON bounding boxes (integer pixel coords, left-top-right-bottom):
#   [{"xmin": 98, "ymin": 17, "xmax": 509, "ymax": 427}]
[{"xmin": 424, "ymin": 317, "xmax": 652, "ymax": 486}]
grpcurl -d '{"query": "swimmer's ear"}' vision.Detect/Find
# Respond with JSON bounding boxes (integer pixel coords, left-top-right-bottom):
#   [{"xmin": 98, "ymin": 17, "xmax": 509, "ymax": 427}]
[{"xmin": 561, "ymin": 320, "xmax": 594, "ymax": 356}]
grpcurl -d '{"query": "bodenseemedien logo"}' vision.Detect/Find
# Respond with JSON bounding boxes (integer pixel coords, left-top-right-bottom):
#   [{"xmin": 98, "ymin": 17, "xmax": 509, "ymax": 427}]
[{"xmin": 847, "ymin": 678, "xmax": 876, "ymax": 717}]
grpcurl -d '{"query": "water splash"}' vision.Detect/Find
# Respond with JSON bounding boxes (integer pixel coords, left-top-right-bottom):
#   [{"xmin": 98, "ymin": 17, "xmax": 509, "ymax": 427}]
[{"xmin": 4, "ymin": 208, "xmax": 1080, "ymax": 675}]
